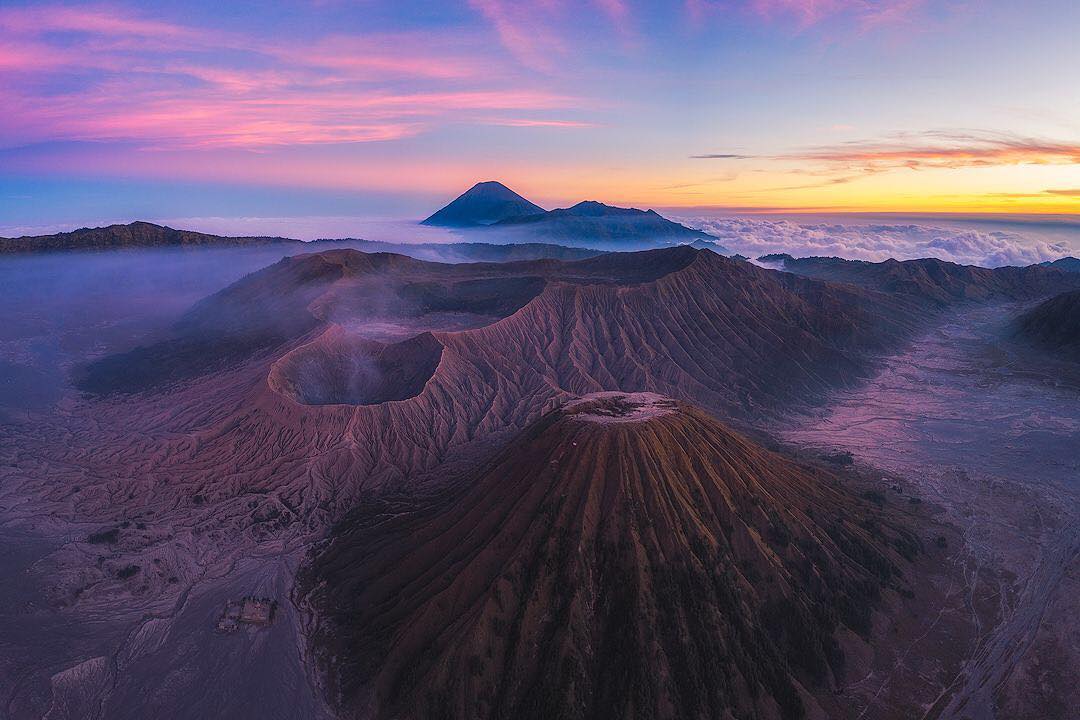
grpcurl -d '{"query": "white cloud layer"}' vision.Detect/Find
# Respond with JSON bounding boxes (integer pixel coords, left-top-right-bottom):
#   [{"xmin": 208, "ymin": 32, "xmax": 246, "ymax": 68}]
[{"xmin": 678, "ymin": 216, "xmax": 1074, "ymax": 268}]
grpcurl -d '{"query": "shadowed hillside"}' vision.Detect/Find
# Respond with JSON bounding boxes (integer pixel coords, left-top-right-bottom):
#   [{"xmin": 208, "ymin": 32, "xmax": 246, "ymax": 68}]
[
  {"xmin": 761, "ymin": 254, "xmax": 1080, "ymax": 307},
  {"xmin": 1040, "ymin": 256, "xmax": 1080, "ymax": 273},
  {"xmin": 1014, "ymin": 289, "xmax": 1080, "ymax": 360}
]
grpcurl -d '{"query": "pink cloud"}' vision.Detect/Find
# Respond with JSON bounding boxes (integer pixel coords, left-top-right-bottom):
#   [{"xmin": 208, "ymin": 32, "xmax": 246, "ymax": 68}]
[
  {"xmin": 273, "ymin": 35, "xmax": 490, "ymax": 80},
  {"xmin": 593, "ymin": 0, "xmax": 637, "ymax": 41},
  {"xmin": 467, "ymin": 0, "xmax": 639, "ymax": 70},
  {"xmin": 481, "ymin": 118, "xmax": 599, "ymax": 128},
  {"xmin": 0, "ymin": 41, "xmax": 77, "ymax": 71},
  {"xmin": 4, "ymin": 70, "xmax": 581, "ymax": 148},
  {"xmin": 0, "ymin": 4, "xmax": 593, "ymax": 150},
  {"xmin": 0, "ymin": 5, "xmax": 200, "ymax": 39},
  {"xmin": 467, "ymin": 0, "xmax": 568, "ymax": 71}
]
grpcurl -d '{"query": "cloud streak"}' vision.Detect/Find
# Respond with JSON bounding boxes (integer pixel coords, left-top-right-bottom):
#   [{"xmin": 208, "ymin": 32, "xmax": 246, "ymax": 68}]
[
  {"xmin": 467, "ymin": 0, "xmax": 641, "ymax": 70},
  {"xmin": 687, "ymin": 130, "xmax": 1080, "ymax": 196},
  {"xmin": 790, "ymin": 131, "xmax": 1080, "ymax": 171}
]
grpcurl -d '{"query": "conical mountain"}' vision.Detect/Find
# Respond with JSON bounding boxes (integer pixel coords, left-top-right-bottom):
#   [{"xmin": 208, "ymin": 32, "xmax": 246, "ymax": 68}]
[
  {"xmin": 302, "ymin": 392, "xmax": 919, "ymax": 720},
  {"xmin": 422, "ymin": 181, "xmax": 546, "ymax": 227}
]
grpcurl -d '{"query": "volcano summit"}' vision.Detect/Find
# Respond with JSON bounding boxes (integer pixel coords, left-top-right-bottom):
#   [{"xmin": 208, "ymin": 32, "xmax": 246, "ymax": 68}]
[{"xmin": 302, "ymin": 392, "xmax": 918, "ymax": 720}]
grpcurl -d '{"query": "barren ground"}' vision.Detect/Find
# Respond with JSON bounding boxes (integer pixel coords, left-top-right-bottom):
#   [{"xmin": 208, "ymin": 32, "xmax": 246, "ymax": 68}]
[
  {"xmin": 781, "ymin": 303, "xmax": 1080, "ymax": 720},
  {"xmin": 1, "ymin": 250, "xmax": 1075, "ymax": 719}
]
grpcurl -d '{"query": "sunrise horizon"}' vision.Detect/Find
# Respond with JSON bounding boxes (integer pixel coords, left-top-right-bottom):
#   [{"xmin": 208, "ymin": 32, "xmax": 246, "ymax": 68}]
[{"xmin": 3, "ymin": 1, "xmax": 1079, "ymax": 229}]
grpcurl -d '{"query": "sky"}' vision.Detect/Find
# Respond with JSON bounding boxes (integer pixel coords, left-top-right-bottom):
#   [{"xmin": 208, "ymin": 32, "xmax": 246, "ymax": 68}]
[{"xmin": 2, "ymin": 0, "xmax": 1080, "ymax": 232}]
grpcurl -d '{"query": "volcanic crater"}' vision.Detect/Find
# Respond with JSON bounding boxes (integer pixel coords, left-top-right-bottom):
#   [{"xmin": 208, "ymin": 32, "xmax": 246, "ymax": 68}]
[{"xmin": 269, "ymin": 329, "xmax": 445, "ymax": 406}]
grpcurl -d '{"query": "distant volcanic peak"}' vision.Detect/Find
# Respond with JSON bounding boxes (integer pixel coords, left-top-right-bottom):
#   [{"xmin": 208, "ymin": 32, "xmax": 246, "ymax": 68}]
[
  {"xmin": 563, "ymin": 391, "xmax": 678, "ymax": 423},
  {"xmin": 421, "ymin": 181, "xmax": 546, "ymax": 227},
  {"xmin": 305, "ymin": 396, "xmax": 915, "ymax": 720},
  {"xmin": 421, "ymin": 182, "xmax": 722, "ymax": 251}
]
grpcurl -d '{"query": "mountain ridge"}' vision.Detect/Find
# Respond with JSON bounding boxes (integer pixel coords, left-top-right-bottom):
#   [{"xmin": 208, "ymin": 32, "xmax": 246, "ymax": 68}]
[
  {"xmin": 0, "ymin": 220, "xmax": 604, "ymax": 261},
  {"xmin": 757, "ymin": 253, "xmax": 1080, "ymax": 307},
  {"xmin": 74, "ymin": 245, "xmax": 908, "ymax": 413},
  {"xmin": 1040, "ymin": 256, "xmax": 1080, "ymax": 273},
  {"xmin": 1014, "ymin": 289, "xmax": 1080, "ymax": 360},
  {"xmin": 0, "ymin": 221, "xmax": 297, "ymax": 254}
]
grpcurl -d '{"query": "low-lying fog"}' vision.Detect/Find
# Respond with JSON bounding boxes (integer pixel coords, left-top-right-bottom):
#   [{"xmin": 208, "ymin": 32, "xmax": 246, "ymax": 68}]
[
  {"xmin": 672, "ymin": 212, "xmax": 1080, "ymax": 267},
  {"xmin": 0, "ymin": 237, "xmax": 512, "ymax": 415},
  {"xmin": 1, "ymin": 245, "xmax": 291, "ymax": 413}
]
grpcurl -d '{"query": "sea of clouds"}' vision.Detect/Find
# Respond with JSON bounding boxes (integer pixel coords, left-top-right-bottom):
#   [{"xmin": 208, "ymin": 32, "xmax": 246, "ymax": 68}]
[{"xmin": 677, "ymin": 216, "xmax": 1075, "ymax": 268}]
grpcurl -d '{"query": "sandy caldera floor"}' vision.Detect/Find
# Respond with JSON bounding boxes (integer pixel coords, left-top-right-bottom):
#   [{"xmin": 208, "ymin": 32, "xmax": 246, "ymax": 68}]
[
  {"xmin": 1, "ymin": 296, "xmax": 1076, "ymax": 720},
  {"xmin": 781, "ymin": 302, "xmax": 1080, "ymax": 720}
]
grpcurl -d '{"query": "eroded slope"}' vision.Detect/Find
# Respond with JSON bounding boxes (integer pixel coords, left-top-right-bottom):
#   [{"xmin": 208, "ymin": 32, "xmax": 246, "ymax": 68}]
[
  {"xmin": 764, "ymin": 255, "xmax": 1080, "ymax": 307},
  {"xmin": 301, "ymin": 393, "xmax": 919, "ymax": 720},
  {"xmin": 1013, "ymin": 289, "xmax": 1080, "ymax": 360}
]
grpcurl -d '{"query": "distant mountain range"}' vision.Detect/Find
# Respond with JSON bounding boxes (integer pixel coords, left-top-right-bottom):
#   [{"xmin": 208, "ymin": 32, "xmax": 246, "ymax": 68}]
[
  {"xmin": 0, "ymin": 221, "xmax": 602, "ymax": 261},
  {"xmin": 423, "ymin": 181, "xmax": 726, "ymax": 253},
  {"xmin": 758, "ymin": 253, "xmax": 1080, "ymax": 308},
  {"xmin": 0, "ymin": 221, "xmax": 296, "ymax": 255}
]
